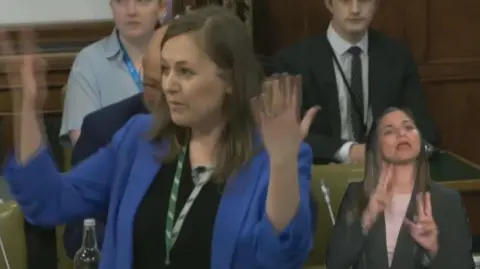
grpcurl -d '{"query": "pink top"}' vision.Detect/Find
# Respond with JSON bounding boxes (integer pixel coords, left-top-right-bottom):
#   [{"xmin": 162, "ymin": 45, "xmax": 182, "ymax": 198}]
[{"xmin": 384, "ymin": 194, "xmax": 411, "ymax": 266}]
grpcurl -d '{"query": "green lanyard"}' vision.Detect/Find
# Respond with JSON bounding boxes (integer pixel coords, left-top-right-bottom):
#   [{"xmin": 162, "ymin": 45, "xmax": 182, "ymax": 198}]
[{"xmin": 164, "ymin": 146, "xmax": 213, "ymax": 265}]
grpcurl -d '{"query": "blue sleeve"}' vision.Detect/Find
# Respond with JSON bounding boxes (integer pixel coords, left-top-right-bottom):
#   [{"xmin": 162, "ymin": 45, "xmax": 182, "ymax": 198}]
[
  {"xmin": 3, "ymin": 117, "xmax": 138, "ymax": 226},
  {"xmin": 253, "ymin": 143, "xmax": 314, "ymax": 268}
]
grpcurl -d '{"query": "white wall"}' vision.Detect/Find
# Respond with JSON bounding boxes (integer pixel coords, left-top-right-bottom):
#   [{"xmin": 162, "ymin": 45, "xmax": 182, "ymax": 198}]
[{"xmin": 0, "ymin": 0, "xmax": 112, "ymax": 27}]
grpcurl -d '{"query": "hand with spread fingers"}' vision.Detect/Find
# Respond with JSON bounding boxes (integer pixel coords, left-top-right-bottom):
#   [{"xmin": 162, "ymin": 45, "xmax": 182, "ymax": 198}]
[
  {"xmin": 404, "ymin": 192, "xmax": 439, "ymax": 257},
  {"xmin": 0, "ymin": 29, "xmax": 47, "ymax": 163},
  {"xmin": 0, "ymin": 29, "xmax": 47, "ymax": 111},
  {"xmin": 251, "ymin": 74, "xmax": 320, "ymax": 159},
  {"xmin": 362, "ymin": 164, "xmax": 393, "ymax": 231}
]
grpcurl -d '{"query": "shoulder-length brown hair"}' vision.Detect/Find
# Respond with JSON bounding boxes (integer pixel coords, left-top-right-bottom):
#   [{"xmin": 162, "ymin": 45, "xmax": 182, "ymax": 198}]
[
  {"xmin": 145, "ymin": 5, "xmax": 264, "ymax": 183},
  {"xmin": 350, "ymin": 107, "xmax": 431, "ymax": 218}
]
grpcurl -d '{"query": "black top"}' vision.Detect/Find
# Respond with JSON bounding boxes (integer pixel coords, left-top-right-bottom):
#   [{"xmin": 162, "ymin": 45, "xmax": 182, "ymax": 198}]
[{"xmin": 133, "ymin": 150, "xmax": 222, "ymax": 269}]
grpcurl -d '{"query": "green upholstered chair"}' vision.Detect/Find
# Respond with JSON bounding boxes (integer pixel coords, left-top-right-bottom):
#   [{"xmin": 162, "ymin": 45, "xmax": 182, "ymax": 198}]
[
  {"xmin": 0, "ymin": 201, "xmax": 27, "ymax": 269},
  {"xmin": 63, "ymin": 148, "xmax": 72, "ymax": 172},
  {"xmin": 304, "ymin": 164, "xmax": 364, "ymax": 268},
  {"xmin": 305, "ymin": 266, "xmax": 326, "ymax": 269}
]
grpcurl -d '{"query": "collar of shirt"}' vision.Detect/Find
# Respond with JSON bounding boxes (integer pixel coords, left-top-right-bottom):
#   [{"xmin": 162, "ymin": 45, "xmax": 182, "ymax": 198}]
[
  {"xmin": 103, "ymin": 29, "xmax": 123, "ymax": 60},
  {"xmin": 326, "ymin": 22, "xmax": 369, "ymax": 58}
]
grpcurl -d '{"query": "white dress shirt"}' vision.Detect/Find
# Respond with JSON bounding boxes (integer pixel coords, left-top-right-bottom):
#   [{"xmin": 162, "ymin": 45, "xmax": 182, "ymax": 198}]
[{"xmin": 327, "ymin": 23, "xmax": 373, "ymax": 163}]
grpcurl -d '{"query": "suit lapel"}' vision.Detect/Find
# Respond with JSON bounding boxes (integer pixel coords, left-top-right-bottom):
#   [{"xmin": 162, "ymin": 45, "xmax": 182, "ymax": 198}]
[
  {"xmin": 119, "ymin": 139, "xmax": 163, "ymax": 223},
  {"xmin": 210, "ymin": 153, "xmax": 265, "ymax": 269},
  {"xmin": 368, "ymin": 214, "xmax": 390, "ymax": 268},
  {"xmin": 115, "ymin": 139, "xmax": 163, "ymax": 267},
  {"xmin": 310, "ymin": 35, "xmax": 342, "ymax": 138}
]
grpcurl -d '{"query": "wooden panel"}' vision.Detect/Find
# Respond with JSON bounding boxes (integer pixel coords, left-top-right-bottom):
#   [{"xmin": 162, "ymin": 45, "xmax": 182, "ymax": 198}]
[
  {"xmin": 9, "ymin": 21, "xmax": 113, "ymax": 43},
  {"xmin": 423, "ymin": 82, "xmax": 480, "ymax": 164},
  {"xmin": 427, "ymin": 0, "xmax": 480, "ymax": 61},
  {"xmin": 370, "ymin": 0, "xmax": 406, "ymax": 41},
  {"xmin": 462, "ymin": 193, "xmax": 480, "ymax": 234}
]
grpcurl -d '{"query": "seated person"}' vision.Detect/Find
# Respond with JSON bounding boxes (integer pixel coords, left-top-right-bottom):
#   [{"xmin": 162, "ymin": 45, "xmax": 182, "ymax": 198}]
[
  {"xmin": 326, "ymin": 107, "xmax": 473, "ymax": 269},
  {"xmin": 70, "ymin": 93, "xmax": 148, "ymax": 167},
  {"xmin": 60, "ymin": 0, "xmax": 166, "ymax": 145},
  {"xmin": 273, "ymin": 0, "xmax": 439, "ymax": 164}
]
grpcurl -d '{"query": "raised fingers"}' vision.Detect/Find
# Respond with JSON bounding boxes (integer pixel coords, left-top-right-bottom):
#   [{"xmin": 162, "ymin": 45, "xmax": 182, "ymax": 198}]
[
  {"xmin": 379, "ymin": 164, "xmax": 393, "ymax": 191},
  {"xmin": 416, "ymin": 193, "xmax": 426, "ymax": 220},
  {"xmin": 424, "ymin": 192, "xmax": 432, "ymax": 217},
  {"xmin": 292, "ymin": 75, "xmax": 302, "ymax": 119},
  {"xmin": 19, "ymin": 29, "xmax": 37, "ymax": 55},
  {"xmin": 272, "ymin": 75, "xmax": 287, "ymax": 115},
  {"xmin": 260, "ymin": 74, "xmax": 300, "ymax": 117},
  {"xmin": 262, "ymin": 78, "xmax": 274, "ymax": 116}
]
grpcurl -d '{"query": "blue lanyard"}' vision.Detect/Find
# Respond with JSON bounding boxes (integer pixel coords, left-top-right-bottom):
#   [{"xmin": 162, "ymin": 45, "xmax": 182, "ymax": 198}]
[{"xmin": 117, "ymin": 33, "xmax": 143, "ymax": 92}]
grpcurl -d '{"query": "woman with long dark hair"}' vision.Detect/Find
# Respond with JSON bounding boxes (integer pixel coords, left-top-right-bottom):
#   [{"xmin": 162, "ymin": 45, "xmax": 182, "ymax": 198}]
[{"xmin": 326, "ymin": 107, "xmax": 473, "ymax": 269}]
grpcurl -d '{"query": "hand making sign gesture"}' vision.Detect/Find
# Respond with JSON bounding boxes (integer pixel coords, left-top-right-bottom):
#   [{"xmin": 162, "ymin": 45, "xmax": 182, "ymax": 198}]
[
  {"xmin": 0, "ymin": 29, "xmax": 48, "ymax": 162},
  {"xmin": 250, "ymin": 74, "xmax": 320, "ymax": 159},
  {"xmin": 405, "ymin": 192, "xmax": 439, "ymax": 256},
  {"xmin": 362, "ymin": 164, "xmax": 393, "ymax": 231},
  {"xmin": 0, "ymin": 29, "xmax": 47, "ymax": 111}
]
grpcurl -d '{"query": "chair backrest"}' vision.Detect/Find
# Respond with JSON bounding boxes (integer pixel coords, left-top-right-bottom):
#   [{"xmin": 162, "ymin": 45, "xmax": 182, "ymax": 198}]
[
  {"xmin": 306, "ymin": 164, "xmax": 364, "ymax": 266},
  {"xmin": 56, "ymin": 226, "xmax": 74, "ymax": 269}
]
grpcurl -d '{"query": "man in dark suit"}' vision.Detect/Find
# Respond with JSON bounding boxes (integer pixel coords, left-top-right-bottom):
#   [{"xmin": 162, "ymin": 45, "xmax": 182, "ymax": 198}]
[
  {"xmin": 273, "ymin": 0, "xmax": 439, "ymax": 164},
  {"xmin": 70, "ymin": 93, "xmax": 147, "ymax": 166}
]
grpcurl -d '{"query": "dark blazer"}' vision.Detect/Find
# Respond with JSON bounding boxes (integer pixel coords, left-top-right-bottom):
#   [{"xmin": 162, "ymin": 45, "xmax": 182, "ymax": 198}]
[
  {"xmin": 326, "ymin": 182, "xmax": 474, "ymax": 269},
  {"xmin": 273, "ymin": 29, "xmax": 440, "ymax": 163},
  {"xmin": 71, "ymin": 93, "xmax": 148, "ymax": 166},
  {"xmin": 64, "ymin": 93, "xmax": 147, "ymax": 258}
]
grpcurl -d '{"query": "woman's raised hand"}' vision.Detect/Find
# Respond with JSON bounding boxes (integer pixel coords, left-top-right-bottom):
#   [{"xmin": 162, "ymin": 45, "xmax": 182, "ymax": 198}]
[
  {"xmin": 362, "ymin": 164, "xmax": 394, "ymax": 231},
  {"xmin": 0, "ymin": 29, "xmax": 47, "ymax": 163},
  {"xmin": 251, "ymin": 74, "xmax": 320, "ymax": 160},
  {"xmin": 0, "ymin": 29, "xmax": 47, "ymax": 111},
  {"xmin": 404, "ymin": 192, "xmax": 439, "ymax": 256}
]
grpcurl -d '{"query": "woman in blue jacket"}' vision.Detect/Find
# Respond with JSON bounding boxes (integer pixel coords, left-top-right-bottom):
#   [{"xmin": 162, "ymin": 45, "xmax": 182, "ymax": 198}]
[{"xmin": 1, "ymin": 6, "xmax": 319, "ymax": 269}]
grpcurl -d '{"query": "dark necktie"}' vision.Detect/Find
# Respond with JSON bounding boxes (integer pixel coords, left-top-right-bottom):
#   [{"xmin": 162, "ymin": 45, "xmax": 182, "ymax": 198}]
[{"xmin": 347, "ymin": 46, "xmax": 366, "ymax": 142}]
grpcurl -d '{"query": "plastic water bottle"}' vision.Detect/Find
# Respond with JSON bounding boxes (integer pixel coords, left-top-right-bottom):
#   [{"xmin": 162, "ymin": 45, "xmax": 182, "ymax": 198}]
[{"xmin": 73, "ymin": 218, "xmax": 101, "ymax": 269}]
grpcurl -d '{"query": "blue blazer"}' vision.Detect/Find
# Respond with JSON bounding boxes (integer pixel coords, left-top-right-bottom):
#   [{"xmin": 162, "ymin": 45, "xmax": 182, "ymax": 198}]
[
  {"xmin": 4, "ymin": 115, "xmax": 314, "ymax": 269},
  {"xmin": 64, "ymin": 93, "xmax": 147, "ymax": 258}
]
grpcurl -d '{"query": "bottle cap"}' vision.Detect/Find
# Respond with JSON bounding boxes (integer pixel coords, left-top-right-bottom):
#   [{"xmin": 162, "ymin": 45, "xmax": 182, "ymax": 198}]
[{"xmin": 84, "ymin": 218, "xmax": 96, "ymax": 227}]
